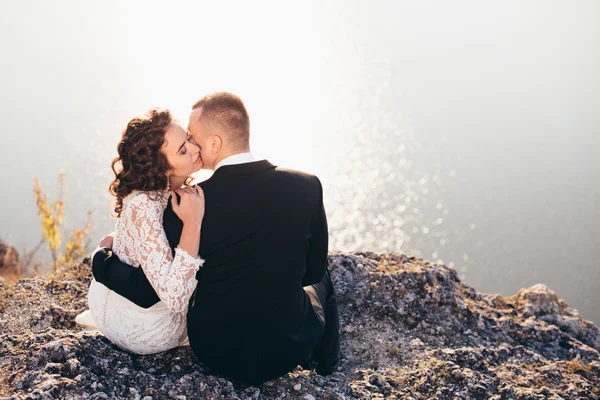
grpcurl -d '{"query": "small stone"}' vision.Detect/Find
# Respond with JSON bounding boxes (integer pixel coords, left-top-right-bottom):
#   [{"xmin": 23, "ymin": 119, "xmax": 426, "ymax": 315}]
[
  {"xmin": 303, "ymin": 395, "xmax": 316, "ymax": 400},
  {"xmin": 129, "ymin": 387, "xmax": 140, "ymax": 400},
  {"xmin": 294, "ymin": 384, "xmax": 301, "ymax": 391},
  {"xmin": 343, "ymin": 325, "xmax": 354, "ymax": 333}
]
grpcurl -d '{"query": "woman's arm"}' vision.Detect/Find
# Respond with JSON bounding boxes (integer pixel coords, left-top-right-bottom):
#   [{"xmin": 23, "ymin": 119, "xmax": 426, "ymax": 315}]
[{"xmin": 128, "ymin": 193, "xmax": 204, "ymax": 313}]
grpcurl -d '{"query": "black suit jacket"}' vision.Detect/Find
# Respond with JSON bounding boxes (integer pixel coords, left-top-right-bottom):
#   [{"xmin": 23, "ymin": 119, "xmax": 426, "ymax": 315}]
[{"xmin": 92, "ymin": 160, "xmax": 329, "ymax": 384}]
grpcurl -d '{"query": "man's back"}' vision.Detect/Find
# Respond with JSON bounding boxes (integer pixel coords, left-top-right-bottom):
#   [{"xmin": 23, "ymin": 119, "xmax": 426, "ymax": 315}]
[{"xmin": 162, "ymin": 160, "xmax": 329, "ymax": 384}]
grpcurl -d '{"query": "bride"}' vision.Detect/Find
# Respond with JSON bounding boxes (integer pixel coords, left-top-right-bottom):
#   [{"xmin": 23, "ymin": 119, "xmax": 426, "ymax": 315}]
[{"xmin": 76, "ymin": 108, "xmax": 205, "ymax": 354}]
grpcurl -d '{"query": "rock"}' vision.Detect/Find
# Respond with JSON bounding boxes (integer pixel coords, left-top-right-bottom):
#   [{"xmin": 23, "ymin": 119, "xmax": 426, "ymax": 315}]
[
  {"xmin": 0, "ymin": 253, "xmax": 599, "ymax": 399},
  {"xmin": 516, "ymin": 283, "xmax": 569, "ymax": 317},
  {"xmin": 0, "ymin": 239, "xmax": 19, "ymax": 271}
]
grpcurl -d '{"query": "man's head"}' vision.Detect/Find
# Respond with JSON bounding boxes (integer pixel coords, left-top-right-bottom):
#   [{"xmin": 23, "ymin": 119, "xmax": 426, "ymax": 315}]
[{"xmin": 187, "ymin": 92, "xmax": 250, "ymax": 170}]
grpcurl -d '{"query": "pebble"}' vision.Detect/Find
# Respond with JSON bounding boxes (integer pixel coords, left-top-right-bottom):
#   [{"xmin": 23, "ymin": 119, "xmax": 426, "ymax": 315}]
[{"xmin": 129, "ymin": 387, "xmax": 140, "ymax": 399}]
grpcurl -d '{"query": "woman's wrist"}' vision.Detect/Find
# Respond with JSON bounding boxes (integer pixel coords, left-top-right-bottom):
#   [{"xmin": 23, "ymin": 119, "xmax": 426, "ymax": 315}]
[{"xmin": 182, "ymin": 219, "xmax": 202, "ymax": 229}]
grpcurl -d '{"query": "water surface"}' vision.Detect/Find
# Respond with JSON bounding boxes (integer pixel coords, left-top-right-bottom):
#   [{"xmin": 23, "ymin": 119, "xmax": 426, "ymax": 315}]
[{"xmin": 1, "ymin": 1, "xmax": 598, "ymax": 322}]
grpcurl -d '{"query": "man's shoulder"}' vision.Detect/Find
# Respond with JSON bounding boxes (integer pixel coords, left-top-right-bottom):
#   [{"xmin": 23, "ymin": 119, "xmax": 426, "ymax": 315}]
[
  {"xmin": 270, "ymin": 167, "xmax": 323, "ymax": 194},
  {"xmin": 197, "ymin": 162, "xmax": 322, "ymax": 190},
  {"xmin": 272, "ymin": 166, "xmax": 320, "ymax": 183}
]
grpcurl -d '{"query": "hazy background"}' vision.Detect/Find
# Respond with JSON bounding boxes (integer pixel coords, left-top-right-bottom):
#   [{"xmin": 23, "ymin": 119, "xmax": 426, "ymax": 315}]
[{"xmin": 1, "ymin": 1, "xmax": 599, "ymax": 322}]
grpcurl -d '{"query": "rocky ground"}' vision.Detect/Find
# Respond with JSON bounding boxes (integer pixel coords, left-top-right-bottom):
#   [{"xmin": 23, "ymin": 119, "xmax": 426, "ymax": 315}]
[{"xmin": 0, "ymin": 252, "xmax": 598, "ymax": 399}]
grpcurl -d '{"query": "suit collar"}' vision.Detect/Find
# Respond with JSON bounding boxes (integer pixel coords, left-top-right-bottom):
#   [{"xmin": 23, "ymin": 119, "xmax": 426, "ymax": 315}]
[
  {"xmin": 214, "ymin": 152, "xmax": 256, "ymax": 171},
  {"xmin": 212, "ymin": 159, "xmax": 276, "ymax": 176}
]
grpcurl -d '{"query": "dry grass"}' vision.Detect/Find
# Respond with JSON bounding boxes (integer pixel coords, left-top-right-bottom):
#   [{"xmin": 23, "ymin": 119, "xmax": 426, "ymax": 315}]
[
  {"xmin": 564, "ymin": 359, "xmax": 593, "ymax": 376},
  {"xmin": 1, "ymin": 171, "xmax": 93, "ymax": 283}
]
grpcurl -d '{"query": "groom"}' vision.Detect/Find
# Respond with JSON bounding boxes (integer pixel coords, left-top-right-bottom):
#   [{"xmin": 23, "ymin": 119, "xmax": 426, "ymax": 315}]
[{"xmin": 92, "ymin": 92, "xmax": 340, "ymax": 385}]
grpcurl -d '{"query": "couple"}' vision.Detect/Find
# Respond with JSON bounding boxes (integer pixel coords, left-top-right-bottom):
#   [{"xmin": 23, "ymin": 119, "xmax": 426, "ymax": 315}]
[{"xmin": 79, "ymin": 92, "xmax": 340, "ymax": 385}]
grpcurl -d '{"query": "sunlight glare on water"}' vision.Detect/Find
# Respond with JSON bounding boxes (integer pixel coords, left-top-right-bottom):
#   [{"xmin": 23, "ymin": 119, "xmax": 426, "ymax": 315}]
[{"xmin": 0, "ymin": 0, "xmax": 599, "ymax": 323}]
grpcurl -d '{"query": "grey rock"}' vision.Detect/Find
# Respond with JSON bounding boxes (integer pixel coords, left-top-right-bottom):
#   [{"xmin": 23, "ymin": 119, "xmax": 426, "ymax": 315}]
[{"xmin": 1, "ymin": 253, "xmax": 599, "ymax": 399}]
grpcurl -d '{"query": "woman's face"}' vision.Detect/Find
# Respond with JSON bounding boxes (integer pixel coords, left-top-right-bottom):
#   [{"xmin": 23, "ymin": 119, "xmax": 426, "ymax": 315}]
[{"xmin": 162, "ymin": 122, "xmax": 203, "ymax": 181}]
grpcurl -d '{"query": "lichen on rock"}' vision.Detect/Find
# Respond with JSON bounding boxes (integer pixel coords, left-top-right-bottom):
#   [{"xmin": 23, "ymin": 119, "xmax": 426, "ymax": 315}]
[{"xmin": 0, "ymin": 253, "xmax": 598, "ymax": 399}]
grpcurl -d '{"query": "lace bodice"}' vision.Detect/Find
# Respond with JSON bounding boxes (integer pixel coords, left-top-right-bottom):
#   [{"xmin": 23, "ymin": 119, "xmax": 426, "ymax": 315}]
[
  {"xmin": 113, "ymin": 190, "xmax": 204, "ymax": 312},
  {"xmin": 85, "ymin": 190, "xmax": 204, "ymax": 355}
]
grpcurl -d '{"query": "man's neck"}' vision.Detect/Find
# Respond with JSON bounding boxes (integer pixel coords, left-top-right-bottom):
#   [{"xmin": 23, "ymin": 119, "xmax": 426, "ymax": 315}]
[{"xmin": 211, "ymin": 149, "xmax": 251, "ymax": 171}]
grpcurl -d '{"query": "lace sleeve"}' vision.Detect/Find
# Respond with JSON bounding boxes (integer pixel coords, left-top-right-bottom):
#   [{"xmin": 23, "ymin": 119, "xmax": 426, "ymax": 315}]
[{"xmin": 126, "ymin": 194, "xmax": 204, "ymax": 313}]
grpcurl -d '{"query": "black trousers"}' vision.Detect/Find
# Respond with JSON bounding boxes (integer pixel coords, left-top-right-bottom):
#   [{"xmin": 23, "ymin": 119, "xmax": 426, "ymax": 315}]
[{"xmin": 303, "ymin": 268, "xmax": 340, "ymax": 374}]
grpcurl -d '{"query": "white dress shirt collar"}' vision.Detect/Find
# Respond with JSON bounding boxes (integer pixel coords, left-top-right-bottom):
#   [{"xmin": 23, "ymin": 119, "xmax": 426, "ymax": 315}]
[{"xmin": 214, "ymin": 152, "xmax": 256, "ymax": 171}]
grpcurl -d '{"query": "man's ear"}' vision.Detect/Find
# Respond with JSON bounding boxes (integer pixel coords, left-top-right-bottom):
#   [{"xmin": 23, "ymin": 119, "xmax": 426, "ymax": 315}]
[{"xmin": 211, "ymin": 135, "xmax": 223, "ymax": 154}]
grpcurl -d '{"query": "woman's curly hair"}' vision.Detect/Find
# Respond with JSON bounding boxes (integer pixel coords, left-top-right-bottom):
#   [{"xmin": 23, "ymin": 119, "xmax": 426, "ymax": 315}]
[{"xmin": 109, "ymin": 108, "xmax": 186, "ymax": 218}]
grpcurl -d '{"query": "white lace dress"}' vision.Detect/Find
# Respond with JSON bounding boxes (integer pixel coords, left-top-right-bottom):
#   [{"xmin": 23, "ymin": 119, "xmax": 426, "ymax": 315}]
[{"xmin": 86, "ymin": 190, "xmax": 204, "ymax": 355}]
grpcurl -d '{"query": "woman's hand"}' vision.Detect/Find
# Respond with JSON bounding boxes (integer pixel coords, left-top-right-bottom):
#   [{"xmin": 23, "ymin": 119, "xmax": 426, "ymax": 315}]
[
  {"xmin": 90, "ymin": 232, "xmax": 114, "ymax": 261},
  {"xmin": 98, "ymin": 232, "xmax": 114, "ymax": 249},
  {"xmin": 171, "ymin": 185, "xmax": 205, "ymax": 226}
]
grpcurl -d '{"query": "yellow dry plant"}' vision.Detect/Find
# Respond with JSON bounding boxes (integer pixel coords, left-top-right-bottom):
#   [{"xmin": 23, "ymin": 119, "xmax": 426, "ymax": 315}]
[{"xmin": 32, "ymin": 171, "xmax": 93, "ymax": 272}]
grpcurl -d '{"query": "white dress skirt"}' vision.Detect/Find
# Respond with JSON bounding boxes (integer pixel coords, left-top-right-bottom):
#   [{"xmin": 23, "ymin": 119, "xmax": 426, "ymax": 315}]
[{"xmin": 85, "ymin": 190, "xmax": 203, "ymax": 355}]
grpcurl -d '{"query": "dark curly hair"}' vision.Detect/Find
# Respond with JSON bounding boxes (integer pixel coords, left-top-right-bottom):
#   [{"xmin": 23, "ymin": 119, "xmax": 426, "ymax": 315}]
[{"xmin": 109, "ymin": 108, "xmax": 190, "ymax": 218}]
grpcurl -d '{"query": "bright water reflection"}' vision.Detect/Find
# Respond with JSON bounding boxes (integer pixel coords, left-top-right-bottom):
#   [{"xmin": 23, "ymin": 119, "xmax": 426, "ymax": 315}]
[{"xmin": 0, "ymin": 1, "xmax": 598, "ymax": 323}]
